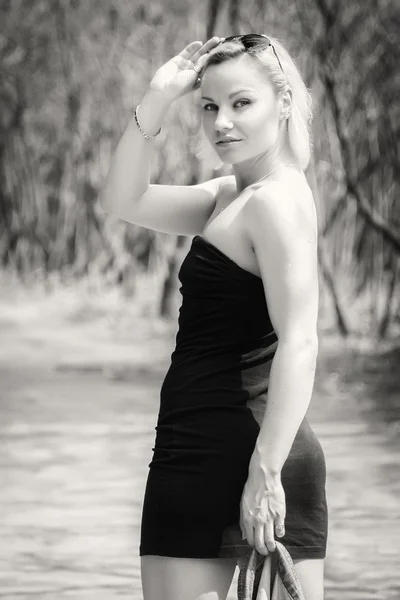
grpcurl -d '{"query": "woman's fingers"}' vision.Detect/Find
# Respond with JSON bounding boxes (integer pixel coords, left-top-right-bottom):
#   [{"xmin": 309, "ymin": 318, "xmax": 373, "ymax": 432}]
[
  {"xmin": 178, "ymin": 37, "xmax": 219, "ymax": 61},
  {"xmin": 243, "ymin": 519, "xmax": 254, "ymax": 547},
  {"xmin": 254, "ymin": 519, "xmax": 269, "ymax": 555},
  {"xmin": 245, "ymin": 517, "xmax": 284, "ymax": 554},
  {"xmin": 240, "ymin": 481, "xmax": 286, "ymax": 553},
  {"xmin": 275, "ymin": 517, "xmax": 285, "ymax": 538},
  {"xmin": 189, "ymin": 36, "xmax": 222, "ymax": 63},
  {"xmin": 264, "ymin": 519, "xmax": 276, "ymax": 553},
  {"xmin": 176, "ymin": 37, "xmax": 223, "ymax": 87},
  {"xmin": 254, "ymin": 516, "xmax": 279, "ymax": 554},
  {"xmin": 178, "ymin": 41, "xmax": 203, "ymax": 60},
  {"xmin": 198, "ymin": 36, "xmax": 221, "ymax": 55}
]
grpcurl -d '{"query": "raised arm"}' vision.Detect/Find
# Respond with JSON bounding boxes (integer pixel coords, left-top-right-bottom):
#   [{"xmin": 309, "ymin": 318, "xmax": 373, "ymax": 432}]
[
  {"xmin": 99, "ymin": 38, "xmax": 227, "ymax": 236},
  {"xmin": 99, "ymin": 87, "xmax": 173, "ymax": 213}
]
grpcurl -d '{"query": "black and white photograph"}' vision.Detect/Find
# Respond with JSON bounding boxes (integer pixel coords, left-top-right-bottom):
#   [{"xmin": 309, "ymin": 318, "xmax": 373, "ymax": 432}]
[{"xmin": 0, "ymin": 1, "xmax": 399, "ymax": 599}]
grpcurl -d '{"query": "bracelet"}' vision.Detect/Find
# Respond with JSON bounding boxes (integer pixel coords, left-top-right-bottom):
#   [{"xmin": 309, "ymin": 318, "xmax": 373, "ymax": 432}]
[{"xmin": 134, "ymin": 104, "xmax": 162, "ymax": 140}]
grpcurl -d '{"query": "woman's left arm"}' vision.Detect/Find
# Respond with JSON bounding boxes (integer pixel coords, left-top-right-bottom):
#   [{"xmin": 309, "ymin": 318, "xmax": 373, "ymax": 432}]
[{"xmin": 240, "ymin": 182, "xmax": 319, "ymax": 554}]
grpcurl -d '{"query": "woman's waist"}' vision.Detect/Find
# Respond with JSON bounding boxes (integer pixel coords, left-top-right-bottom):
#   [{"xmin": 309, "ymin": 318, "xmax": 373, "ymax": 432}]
[
  {"xmin": 156, "ymin": 400, "xmax": 255, "ymax": 428},
  {"xmin": 161, "ymin": 349, "xmax": 274, "ymax": 396},
  {"xmin": 173, "ymin": 328, "xmax": 277, "ymax": 355},
  {"xmin": 152, "ymin": 404, "xmax": 261, "ymax": 461},
  {"xmin": 155, "ymin": 398, "xmax": 316, "ymax": 444},
  {"xmin": 150, "ymin": 409, "xmax": 319, "ymax": 474}
]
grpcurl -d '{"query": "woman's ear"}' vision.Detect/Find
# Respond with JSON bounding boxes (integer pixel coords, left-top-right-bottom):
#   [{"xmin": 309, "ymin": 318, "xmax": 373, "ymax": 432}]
[{"xmin": 280, "ymin": 86, "xmax": 293, "ymax": 120}]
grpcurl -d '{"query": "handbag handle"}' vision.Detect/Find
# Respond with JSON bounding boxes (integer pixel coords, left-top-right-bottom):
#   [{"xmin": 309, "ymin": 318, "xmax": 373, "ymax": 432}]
[{"xmin": 237, "ymin": 541, "xmax": 306, "ymax": 600}]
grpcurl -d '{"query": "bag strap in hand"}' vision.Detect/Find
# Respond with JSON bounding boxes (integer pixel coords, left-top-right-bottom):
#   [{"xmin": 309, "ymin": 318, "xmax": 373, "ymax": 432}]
[{"xmin": 237, "ymin": 541, "xmax": 306, "ymax": 600}]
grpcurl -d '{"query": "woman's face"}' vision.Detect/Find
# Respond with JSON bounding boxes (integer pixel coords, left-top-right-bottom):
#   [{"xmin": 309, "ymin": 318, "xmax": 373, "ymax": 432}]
[{"xmin": 200, "ymin": 54, "xmax": 283, "ymax": 164}]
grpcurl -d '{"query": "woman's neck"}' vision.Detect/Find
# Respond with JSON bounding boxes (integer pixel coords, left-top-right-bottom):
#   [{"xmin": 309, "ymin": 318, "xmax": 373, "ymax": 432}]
[
  {"xmin": 233, "ymin": 158, "xmax": 301, "ymax": 193},
  {"xmin": 232, "ymin": 139, "xmax": 299, "ymax": 192}
]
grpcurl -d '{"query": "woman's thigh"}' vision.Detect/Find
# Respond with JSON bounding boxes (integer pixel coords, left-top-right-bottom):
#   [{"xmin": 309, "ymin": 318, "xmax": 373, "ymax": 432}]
[
  {"xmin": 293, "ymin": 558, "xmax": 325, "ymax": 600},
  {"xmin": 141, "ymin": 555, "xmax": 237, "ymax": 600}
]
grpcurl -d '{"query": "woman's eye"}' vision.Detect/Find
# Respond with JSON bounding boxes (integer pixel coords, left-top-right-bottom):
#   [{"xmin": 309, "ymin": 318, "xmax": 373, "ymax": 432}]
[
  {"xmin": 235, "ymin": 99, "xmax": 250, "ymax": 108},
  {"xmin": 203, "ymin": 103, "xmax": 217, "ymax": 111},
  {"xmin": 202, "ymin": 100, "xmax": 250, "ymax": 111}
]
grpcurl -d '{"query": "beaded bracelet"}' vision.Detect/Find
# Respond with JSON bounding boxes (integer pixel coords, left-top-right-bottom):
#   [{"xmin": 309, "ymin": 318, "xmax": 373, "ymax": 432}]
[{"xmin": 134, "ymin": 104, "xmax": 162, "ymax": 140}]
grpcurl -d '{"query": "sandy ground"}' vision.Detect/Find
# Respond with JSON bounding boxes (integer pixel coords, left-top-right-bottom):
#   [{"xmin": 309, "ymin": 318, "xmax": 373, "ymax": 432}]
[{"xmin": 0, "ymin": 278, "xmax": 399, "ymax": 599}]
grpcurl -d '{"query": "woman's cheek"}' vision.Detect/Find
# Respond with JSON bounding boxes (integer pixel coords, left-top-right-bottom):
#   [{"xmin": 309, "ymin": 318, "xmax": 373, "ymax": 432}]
[
  {"xmin": 253, "ymin": 108, "xmax": 278, "ymax": 137},
  {"xmin": 245, "ymin": 106, "xmax": 267, "ymax": 129}
]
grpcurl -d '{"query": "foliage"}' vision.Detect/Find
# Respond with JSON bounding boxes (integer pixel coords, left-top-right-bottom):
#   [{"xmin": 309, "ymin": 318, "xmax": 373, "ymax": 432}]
[{"xmin": 0, "ymin": 0, "xmax": 399, "ymax": 336}]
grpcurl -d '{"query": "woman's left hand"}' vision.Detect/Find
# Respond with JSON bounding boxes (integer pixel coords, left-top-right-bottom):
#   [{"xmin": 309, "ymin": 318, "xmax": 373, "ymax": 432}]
[{"xmin": 239, "ymin": 451, "xmax": 286, "ymax": 555}]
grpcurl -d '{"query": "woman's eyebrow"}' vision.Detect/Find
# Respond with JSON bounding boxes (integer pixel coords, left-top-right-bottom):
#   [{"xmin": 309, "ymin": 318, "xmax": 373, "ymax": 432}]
[{"xmin": 200, "ymin": 88, "xmax": 254, "ymax": 101}]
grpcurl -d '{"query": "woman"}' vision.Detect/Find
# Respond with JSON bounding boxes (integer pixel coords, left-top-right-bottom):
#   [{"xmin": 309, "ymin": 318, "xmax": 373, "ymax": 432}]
[{"xmin": 100, "ymin": 34, "xmax": 328, "ymax": 600}]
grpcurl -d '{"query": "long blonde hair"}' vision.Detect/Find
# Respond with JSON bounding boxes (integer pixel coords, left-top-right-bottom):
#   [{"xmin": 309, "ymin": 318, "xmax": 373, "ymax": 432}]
[{"xmin": 197, "ymin": 35, "xmax": 313, "ymax": 171}]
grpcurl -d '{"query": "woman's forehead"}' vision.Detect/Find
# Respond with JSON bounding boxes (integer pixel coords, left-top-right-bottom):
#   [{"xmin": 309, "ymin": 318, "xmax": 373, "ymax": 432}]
[{"xmin": 201, "ymin": 58, "xmax": 266, "ymax": 96}]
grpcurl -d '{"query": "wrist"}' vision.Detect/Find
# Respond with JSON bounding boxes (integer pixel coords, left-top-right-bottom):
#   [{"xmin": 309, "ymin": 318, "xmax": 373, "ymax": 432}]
[
  {"xmin": 132, "ymin": 88, "xmax": 172, "ymax": 138},
  {"xmin": 247, "ymin": 461, "xmax": 281, "ymax": 494},
  {"xmin": 254, "ymin": 439, "xmax": 282, "ymax": 479},
  {"xmin": 145, "ymin": 85, "xmax": 176, "ymax": 108}
]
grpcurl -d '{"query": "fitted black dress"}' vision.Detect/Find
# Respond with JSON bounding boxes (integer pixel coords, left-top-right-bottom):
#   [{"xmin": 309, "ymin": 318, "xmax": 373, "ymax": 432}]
[{"xmin": 139, "ymin": 235, "xmax": 328, "ymax": 561}]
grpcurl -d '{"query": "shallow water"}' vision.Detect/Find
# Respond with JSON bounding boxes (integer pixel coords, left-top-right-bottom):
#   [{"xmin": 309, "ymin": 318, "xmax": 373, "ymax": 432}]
[{"xmin": 0, "ymin": 323, "xmax": 399, "ymax": 599}]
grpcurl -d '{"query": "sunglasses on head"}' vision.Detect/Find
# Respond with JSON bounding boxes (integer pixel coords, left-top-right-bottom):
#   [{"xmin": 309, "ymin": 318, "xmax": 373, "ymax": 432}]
[{"xmin": 217, "ymin": 33, "xmax": 285, "ymax": 75}]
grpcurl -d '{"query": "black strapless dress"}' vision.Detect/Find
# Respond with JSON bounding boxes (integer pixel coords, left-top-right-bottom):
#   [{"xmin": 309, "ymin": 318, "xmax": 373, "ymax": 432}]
[{"xmin": 139, "ymin": 235, "xmax": 328, "ymax": 560}]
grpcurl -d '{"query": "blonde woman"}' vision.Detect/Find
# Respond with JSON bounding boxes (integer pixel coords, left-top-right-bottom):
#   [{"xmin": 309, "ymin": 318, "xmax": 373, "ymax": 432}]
[{"xmin": 100, "ymin": 34, "xmax": 327, "ymax": 600}]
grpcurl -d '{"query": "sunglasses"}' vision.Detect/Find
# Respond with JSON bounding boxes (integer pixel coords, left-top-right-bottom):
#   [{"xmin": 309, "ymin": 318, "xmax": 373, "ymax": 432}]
[{"xmin": 216, "ymin": 33, "xmax": 285, "ymax": 75}]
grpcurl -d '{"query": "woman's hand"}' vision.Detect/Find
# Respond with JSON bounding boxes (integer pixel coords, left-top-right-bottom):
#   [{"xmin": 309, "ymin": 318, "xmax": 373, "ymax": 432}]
[
  {"xmin": 149, "ymin": 37, "xmax": 223, "ymax": 102},
  {"xmin": 240, "ymin": 450, "xmax": 286, "ymax": 555}
]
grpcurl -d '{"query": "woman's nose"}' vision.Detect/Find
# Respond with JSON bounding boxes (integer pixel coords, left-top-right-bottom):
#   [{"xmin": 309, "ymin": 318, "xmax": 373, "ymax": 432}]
[{"xmin": 214, "ymin": 112, "xmax": 233, "ymax": 131}]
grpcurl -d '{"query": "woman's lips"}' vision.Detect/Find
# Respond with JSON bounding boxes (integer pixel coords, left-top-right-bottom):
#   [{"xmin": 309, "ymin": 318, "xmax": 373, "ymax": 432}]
[{"xmin": 216, "ymin": 139, "xmax": 242, "ymax": 147}]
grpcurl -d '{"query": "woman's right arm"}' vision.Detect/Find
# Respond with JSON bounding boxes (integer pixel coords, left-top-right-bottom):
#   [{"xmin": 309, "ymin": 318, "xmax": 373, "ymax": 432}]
[
  {"xmin": 99, "ymin": 37, "xmax": 227, "ymax": 236},
  {"xmin": 99, "ymin": 87, "xmax": 172, "ymax": 214}
]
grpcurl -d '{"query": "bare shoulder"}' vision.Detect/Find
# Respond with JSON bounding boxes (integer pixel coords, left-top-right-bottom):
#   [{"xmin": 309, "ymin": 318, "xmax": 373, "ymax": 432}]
[
  {"xmin": 244, "ymin": 177, "xmax": 318, "ymax": 244},
  {"xmin": 243, "ymin": 176, "xmax": 319, "ymax": 342}
]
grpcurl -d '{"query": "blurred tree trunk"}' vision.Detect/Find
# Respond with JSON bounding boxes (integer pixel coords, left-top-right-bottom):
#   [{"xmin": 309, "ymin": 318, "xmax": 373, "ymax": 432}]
[
  {"xmin": 159, "ymin": 233, "xmax": 188, "ymax": 318},
  {"xmin": 1, "ymin": 0, "xmax": 399, "ymax": 337},
  {"xmin": 378, "ymin": 256, "xmax": 398, "ymax": 339},
  {"xmin": 206, "ymin": 0, "xmax": 223, "ymax": 38},
  {"xmin": 318, "ymin": 243, "xmax": 350, "ymax": 336},
  {"xmin": 296, "ymin": 0, "xmax": 400, "ymax": 246},
  {"xmin": 295, "ymin": 0, "xmax": 400, "ymax": 337}
]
